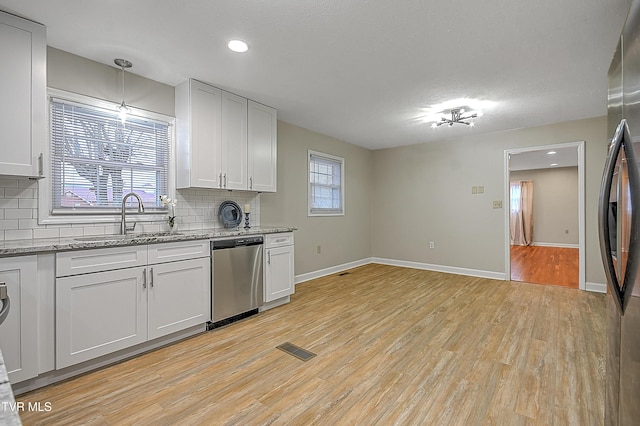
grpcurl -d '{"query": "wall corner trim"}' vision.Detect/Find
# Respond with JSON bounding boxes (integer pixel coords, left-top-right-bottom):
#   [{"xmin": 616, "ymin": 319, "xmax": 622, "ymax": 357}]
[{"xmin": 585, "ymin": 282, "xmax": 607, "ymax": 293}]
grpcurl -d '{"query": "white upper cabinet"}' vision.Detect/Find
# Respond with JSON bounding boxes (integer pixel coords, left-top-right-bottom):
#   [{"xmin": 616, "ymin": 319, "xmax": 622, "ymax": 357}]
[
  {"xmin": 222, "ymin": 91, "xmax": 248, "ymax": 190},
  {"xmin": 176, "ymin": 79, "xmax": 223, "ymax": 189},
  {"xmin": 248, "ymin": 101, "xmax": 277, "ymax": 192},
  {"xmin": 176, "ymin": 79, "xmax": 276, "ymax": 192},
  {"xmin": 0, "ymin": 11, "xmax": 46, "ymax": 178}
]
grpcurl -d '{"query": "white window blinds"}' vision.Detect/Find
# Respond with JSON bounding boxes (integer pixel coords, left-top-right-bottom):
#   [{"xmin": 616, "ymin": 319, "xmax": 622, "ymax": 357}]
[
  {"xmin": 49, "ymin": 97, "xmax": 170, "ymax": 214},
  {"xmin": 309, "ymin": 151, "xmax": 344, "ymax": 215}
]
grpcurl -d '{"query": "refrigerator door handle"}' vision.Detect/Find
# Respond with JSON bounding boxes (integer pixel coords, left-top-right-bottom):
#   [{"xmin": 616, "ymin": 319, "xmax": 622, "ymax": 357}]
[{"xmin": 599, "ymin": 119, "xmax": 640, "ymax": 313}]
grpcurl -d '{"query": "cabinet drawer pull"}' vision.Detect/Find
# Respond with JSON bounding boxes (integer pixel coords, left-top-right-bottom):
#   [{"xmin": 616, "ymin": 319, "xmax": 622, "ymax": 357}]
[
  {"xmin": 142, "ymin": 268, "xmax": 147, "ymax": 288},
  {"xmin": 150, "ymin": 267, "xmax": 154, "ymax": 287}
]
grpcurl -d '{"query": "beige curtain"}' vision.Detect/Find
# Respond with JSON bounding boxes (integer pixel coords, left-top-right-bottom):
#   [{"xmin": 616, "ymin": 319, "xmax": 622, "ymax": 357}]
[{"xmin": 510, "ymin": 180, "xmax": 534, "ymax": 246}]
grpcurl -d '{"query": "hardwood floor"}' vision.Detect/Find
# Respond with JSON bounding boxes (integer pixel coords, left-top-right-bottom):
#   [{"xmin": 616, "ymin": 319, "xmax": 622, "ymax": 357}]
[
  {"xmin": 510, "ymin": 245, "xmax": 579, "ymax": 288},
  {"xmin": 17, "ymin": 264, "xmax": 605, "ymax": 425}
]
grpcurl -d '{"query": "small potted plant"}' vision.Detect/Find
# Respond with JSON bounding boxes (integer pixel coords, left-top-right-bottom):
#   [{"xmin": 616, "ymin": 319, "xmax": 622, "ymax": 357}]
[{"xmin": 159, "ymin": 195, "xmax": 178, "ymax": 231}]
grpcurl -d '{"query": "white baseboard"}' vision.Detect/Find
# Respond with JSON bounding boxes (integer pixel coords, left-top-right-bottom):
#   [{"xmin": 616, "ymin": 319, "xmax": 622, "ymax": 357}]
[
  {"xmin": 531, "ymin": 242, "xmax": 579, "ymax": 249},
  {"xmin": 371, "ymin": 257, "xmax": 506, "ymax": 280},
  {"xmin": 586, "ymin": 282, "xmax": 607, "ymax": 293},
  {"xmin": 295, "ymin": 258, "xmax": 373, "ymax": 284},
  {"xmin": 296, "ymin": 258, "xmax": 506, "ymax": 284}
]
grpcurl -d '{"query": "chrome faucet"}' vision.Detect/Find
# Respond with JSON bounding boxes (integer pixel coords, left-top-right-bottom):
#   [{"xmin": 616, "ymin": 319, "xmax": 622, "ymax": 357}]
[{"xmin": 121, "ymin": 192, "xmax": 145, "ymax": 235}]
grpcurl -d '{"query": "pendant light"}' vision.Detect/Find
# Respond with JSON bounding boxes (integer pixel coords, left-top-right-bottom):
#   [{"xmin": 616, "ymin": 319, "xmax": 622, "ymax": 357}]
[{"xmin": 114, "ymin": 58, "xmax": 132, "ymax": 122}]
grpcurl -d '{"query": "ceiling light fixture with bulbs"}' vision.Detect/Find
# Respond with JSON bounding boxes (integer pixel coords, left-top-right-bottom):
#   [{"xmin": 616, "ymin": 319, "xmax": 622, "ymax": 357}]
[
  {"xmin": 419, "ymin": 98, "xmax": 494, "ymax": 130},
  {"xmin": 114, "ymin": 58, "xmax": 132, "ymax": 123},
  {"xmin": 431, "ymin": 108, "xmax": 482, "ymax": 128}
]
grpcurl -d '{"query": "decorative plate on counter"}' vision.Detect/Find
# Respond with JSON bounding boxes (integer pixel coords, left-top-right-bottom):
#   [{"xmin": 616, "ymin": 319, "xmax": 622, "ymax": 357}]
[{"xmin": 218, "ymin": 201, "xmax": 243, "ymax": 228}]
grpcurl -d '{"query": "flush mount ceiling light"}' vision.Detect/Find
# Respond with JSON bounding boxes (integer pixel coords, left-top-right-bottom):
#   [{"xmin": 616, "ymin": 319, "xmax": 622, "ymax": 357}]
[
  {"xmin": 431, "ymin": 108, "xmax": 482, "ymax": 128},
  {"xmin": 547, "ymin": 151, "xmax": 557, "ymax": 155},
  {"xmin": 114, "ymin": 58, "xmax": 132, "ymax": 123},
  {"xmin": 420, "ymin": 98, "xmax": 494, "ymax": 129},
  {"xmin": 228, "ymin": 39, "xmax": 249, "ymax": 53}
]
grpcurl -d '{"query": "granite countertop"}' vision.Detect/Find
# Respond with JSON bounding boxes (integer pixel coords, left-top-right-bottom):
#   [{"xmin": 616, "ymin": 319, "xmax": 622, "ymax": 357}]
[
  {"xmin": 0, "ymin": 349, "xmax": 21, "ymax": 425},
  {"xmin": 0, "ymin": 226, "xmax": 296, "ymax": 256}
]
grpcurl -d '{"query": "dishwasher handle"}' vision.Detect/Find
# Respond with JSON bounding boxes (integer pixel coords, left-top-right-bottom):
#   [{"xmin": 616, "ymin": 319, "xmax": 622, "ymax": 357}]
[{"xmin": 212, "ymin": 237, "xmax": 264, "ymax": 250}]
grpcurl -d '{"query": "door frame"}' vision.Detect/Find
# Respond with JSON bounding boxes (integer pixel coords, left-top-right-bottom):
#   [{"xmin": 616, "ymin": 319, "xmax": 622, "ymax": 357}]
[{"xmin": 503, "ymin": 140, "xmax": 585, "ymax": 290}]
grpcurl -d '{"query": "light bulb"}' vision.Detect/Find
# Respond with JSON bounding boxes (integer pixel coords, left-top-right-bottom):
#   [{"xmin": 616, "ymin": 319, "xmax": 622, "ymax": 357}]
[
  {"xmin": 118, "ymin": 101, "xmax": 129, "ymax": 123},
  {"xmin": 228, "ymin": 40, "xmax": 249, "ymax": 53}
]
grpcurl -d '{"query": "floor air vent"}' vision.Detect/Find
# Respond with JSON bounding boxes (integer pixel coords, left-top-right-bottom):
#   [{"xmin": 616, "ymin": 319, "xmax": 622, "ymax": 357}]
[
  {"xmin": 276, "ymin": 342, "xmax": 316, "ymax": 361},
  {"xmin": 338, "ymin": 272, "xmax": 351, "ymax": 276}
]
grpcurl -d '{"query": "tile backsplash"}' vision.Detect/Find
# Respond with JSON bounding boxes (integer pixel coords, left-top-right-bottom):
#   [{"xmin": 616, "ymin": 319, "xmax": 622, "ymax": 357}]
[{"xmin": 0, "ymin": 177, "xmax": 260, "ymax": 241}]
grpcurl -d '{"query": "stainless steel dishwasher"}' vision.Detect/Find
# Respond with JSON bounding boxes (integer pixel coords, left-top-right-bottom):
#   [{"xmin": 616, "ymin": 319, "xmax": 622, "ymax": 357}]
[{"xmin": 209, "ymin": 236, "xmax": 263, "ymax": 329}]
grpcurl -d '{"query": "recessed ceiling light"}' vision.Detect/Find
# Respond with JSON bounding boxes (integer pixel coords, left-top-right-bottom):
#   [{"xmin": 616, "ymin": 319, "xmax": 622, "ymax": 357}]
[
  {"xmin": 550, "ymin": 163, "xmax": 558, "ymax": 166},
  {"xmin": 228, "ymin": 39, "xmax": 249, "ymax": 53},
  {"xmin": 547, "ymin": 151, "xmax": 557, "ymax": 155}
]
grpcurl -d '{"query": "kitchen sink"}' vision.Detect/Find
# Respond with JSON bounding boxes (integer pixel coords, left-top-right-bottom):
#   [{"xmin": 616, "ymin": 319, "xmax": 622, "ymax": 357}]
[{"xmin": 74, "ymin": 232, "xmax": 182, "ymax": 242}]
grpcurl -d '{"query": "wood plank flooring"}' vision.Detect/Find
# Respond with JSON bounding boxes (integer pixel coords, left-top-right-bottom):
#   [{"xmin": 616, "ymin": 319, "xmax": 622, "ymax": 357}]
[
  {"xmin": 16, "ymin": 264, "xmax": 605, "ymax": 425},
  {"xmin": 510, "ymin": 245, "xmax": 579, "ymax": 288}
]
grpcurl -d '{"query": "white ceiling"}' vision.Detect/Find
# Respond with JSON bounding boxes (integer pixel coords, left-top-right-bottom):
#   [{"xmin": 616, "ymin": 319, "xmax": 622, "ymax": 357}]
[{"xmin": 0, "ymin": 0, "xmax": 631, "ymax": 150}]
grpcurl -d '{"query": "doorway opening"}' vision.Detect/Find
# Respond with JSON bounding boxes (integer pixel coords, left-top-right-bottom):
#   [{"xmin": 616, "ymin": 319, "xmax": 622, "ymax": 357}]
[{"xmin": 504, "ymin": 141, "xmax": 585, "ymax": 290}]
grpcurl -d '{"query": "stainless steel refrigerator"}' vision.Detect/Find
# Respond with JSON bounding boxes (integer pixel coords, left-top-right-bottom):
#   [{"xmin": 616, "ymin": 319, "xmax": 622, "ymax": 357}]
[{"xmin": 600, "ymin": 1, "xmax": 640, "ymax": 424}]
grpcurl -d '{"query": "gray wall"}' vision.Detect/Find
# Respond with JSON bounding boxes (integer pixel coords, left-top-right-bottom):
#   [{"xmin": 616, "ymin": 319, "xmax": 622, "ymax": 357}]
[
  {"xmin": 261, "ymin": 121, "xmax": 373, "ymax": 276},
  {"xmin": 371, "ymin": 116, "xmax": 607, "ymax": 285},
  {"xmin": 510, "ymin": 167, "xmax": 579, "ymax": 246},
  {"xmin": 48, "ymin": 47, "xmax": 175, "ymax": 116}
]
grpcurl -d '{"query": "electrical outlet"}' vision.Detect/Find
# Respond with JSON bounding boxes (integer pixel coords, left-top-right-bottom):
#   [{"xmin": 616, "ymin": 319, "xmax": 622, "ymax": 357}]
[
  {"xmin": 316, "ymin": 245, "xmax": 321, "ymax": 254},
  {"xmin": 429, "ymin": 241, "xmax": 435, "ymax": 249},
  {"xmin": 492, "ymin": 200, "xmax": 502, "ymax": 209}
]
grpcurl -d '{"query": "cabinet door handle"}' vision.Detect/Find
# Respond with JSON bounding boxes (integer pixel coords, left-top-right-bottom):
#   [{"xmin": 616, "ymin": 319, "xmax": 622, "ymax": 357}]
[
  {"xmin": 249, "ymin": 176, "xmax": 253, "ymax": 190},
  {"xmin": 38, "ymin": 153, "xmax": 44, "ymax": 177},
  {"xmin": 150, "ymin": 267, "xmax": 154, "ymax": 287},
  {"xmin": 224, "ymin": 173, "xmax": 227, "ymax": 188},
  {"xmin": 142, "ymin": 268, "xmax": 147, "ymax": 288},
  {"xmin": 268, "ymin": 251, "xmax": 271, "ymax": 265},
  {"xmin": 219, "ymin": 173, "xmax": 223, "ymax": 188},
  {"xmin": 0, "ymin": 283, "xmax": 9, "ymax": 325}
]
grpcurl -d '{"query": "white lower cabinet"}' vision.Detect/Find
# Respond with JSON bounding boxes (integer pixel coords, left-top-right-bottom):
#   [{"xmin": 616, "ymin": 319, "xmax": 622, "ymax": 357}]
[
  {"xmin": 56, "ymin": 267, "xmax": 147, "ymax": 368},
  {"xmin": 0, "ymin": 256, "xmax": 38, "ymax": 383},
  {"xmin": 264, "ymin": 233, "xmax": 295, "ymax": 303},
  {"xmin": 56, "ymin": 240, "xmax": 210, "ymax": 369},
  {"xmin": 147, "ymin": 258, "xmax": 210, "ymax": 340}
]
